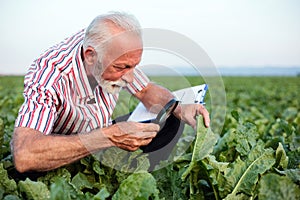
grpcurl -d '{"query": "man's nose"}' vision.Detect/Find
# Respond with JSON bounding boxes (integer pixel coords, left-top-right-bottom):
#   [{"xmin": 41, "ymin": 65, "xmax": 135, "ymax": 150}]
[{"xmin": 122, "ymin": 69, "xmax": 134, "ymax": 83}]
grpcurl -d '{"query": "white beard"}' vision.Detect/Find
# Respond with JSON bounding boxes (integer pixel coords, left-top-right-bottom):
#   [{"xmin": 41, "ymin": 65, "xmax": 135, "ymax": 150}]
[
  {"xmin": 98, "ymin": 78, "xmax": 127, "ymax": 94},
  {"xmin": 93, "ymin": 60, "xmax": 127, "ymax": 94}
]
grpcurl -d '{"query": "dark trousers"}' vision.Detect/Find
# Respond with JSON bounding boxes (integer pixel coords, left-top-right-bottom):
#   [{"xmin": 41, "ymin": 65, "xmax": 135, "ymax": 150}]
[{"xmin": 113, "ymin": 114, "xmax": 185, "ymax": 171}]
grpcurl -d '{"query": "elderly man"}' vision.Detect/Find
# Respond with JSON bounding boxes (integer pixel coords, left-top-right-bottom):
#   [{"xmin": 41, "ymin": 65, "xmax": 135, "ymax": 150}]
[{"xmin": 12, "ymin": 12, "xmax": 210, "ymax": 173}]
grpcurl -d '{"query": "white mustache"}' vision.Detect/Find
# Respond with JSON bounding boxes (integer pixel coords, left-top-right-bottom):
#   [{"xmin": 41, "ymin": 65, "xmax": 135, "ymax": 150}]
[{"xmin": 110, "ymin": 80, "xmax": 127, "ymax": 87}]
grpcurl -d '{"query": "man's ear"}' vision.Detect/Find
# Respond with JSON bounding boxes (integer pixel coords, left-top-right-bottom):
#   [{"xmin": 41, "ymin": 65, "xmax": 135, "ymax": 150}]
[{"xmin": 83, "ymin": 47, "xmax": 97, "ymax": 66}]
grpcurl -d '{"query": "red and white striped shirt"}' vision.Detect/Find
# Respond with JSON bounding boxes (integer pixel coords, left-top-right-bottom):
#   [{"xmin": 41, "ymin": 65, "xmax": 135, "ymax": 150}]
[{"xmin": 15, "ymin": 29, "xmax": 149, "ymax": 135}]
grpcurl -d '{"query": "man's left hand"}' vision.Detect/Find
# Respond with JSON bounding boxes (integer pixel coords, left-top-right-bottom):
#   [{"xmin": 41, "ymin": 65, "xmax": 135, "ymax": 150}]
[{"xmin": 174, "ymin": 104, "xmax": 210, "ymax": 129}]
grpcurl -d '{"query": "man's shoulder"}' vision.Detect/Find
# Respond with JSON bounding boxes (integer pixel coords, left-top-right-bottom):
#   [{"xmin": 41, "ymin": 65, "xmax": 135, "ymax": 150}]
[
  {"xmin": 49, "ymin": 29, "xmax": 85, "ymax": 52},
  {"xmin": 25, "ymin": 30, "xmax": 86, "ymax": 88},
  {"xmin": 38, "ymin": 29, "xmax": 85, "ymax": 62}
]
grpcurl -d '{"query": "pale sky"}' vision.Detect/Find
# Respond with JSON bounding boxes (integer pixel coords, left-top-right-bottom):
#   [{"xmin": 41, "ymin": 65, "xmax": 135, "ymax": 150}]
[{"xmin": 0, "ymin": 0, "xmax": 299, "ymax": 74}]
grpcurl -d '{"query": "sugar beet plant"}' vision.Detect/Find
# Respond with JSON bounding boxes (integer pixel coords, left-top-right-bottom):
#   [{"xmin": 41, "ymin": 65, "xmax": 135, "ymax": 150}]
[{"xmin": 0, "ymin": 76, "xmax": 299, "ymax": 199}]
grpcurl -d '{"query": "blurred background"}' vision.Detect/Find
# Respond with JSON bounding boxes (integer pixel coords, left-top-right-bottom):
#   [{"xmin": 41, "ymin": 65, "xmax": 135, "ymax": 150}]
[{"xmin": 0, "ymin": 0, "xmax": 299, "ymax": 76}]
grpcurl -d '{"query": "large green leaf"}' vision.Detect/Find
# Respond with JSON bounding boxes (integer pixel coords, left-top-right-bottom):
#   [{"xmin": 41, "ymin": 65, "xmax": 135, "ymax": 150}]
[
  {"xmin": 97, "ymin": 147, "xmax": 131, "ymax": 171},
  {"xmin": 180, "ymin": 116, "xmax": 219, "ymax": 199},
  {"xmin": 152, "ymin": 164, "xmax": 189, "ymax": 200},
  {"xmin": 0, "ymin": 163, "xmax": 18, "ymax": 196},
  {"xmin": 50, "ymin": 177, "xmax": 84, "ymax": 200},
  {"xmin": 258, "ymin": 173, "xmax": 300, "ymax": 200},
  {"xmin": 37, "ymin": 167, "xmax": 71, "ymax": 186},
  {"xmin": 285, "ymin": 169, "xmax": 300, "ymax": 184},
  {"xmin": 71, "ymin": 172, "xmax": 94, "ymax": 191},
  {"xmin": 274, "ymin": 142, "xmax": 289, "ymax": 169},
  {"xmin": 220, "ymin": 140, "xmax": 275, "ymax": 199},
  {"xmin": 92, "ymin": 188, "xmax": 110, "ymax": 200},
  {"xmin": 202, "ymin": 155, "xmax": 229, "ymax": 199},
  {"xmin": 1, "ymin": 76, "xmax": 300, "ymax": 199},
  {"xmin": 214, "ymin": 113, "xmax": 259, "ymax": 161},
  {"xmin": 181, "ymin": 116, "xmax": 219, "ymax": 180},
  {"xmin": 0, "ymin": 118, "xmax": 4, "ymax": 152},
  {"xmin": 18, "ymin": 178, "xmax": 50, "ymax": 200},
  {"xmin": 112, "ymin": 172, "xmax": 159, "ymax": 200}
]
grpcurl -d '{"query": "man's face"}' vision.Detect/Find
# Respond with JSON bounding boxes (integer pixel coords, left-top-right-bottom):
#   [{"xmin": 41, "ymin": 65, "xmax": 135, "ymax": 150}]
[{"xmin": 93, "ymin": 32, "xmax": 143, "ymax": 94}]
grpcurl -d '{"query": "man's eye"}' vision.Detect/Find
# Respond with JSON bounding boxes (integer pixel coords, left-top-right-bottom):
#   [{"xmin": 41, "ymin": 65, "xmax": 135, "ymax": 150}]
[
  {"xmin": 114, "ymin": 65, "xmax": 132, "ymax": 71},
  {"xmin": 113, "ymin": 65, "xmax": 125, "ymax": 71}
]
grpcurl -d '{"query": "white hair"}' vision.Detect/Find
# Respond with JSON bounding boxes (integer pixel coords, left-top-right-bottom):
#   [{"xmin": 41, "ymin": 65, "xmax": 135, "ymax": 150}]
[{"xmin": 82, "ymin": 11, "xmax": 142, "ymax": 60}]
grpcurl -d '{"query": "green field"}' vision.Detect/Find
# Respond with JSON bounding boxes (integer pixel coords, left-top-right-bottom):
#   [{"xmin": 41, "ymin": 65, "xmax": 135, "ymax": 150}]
[{"xmin": 0, "ymin": 76, "xmax": 299, "ymax": 199}]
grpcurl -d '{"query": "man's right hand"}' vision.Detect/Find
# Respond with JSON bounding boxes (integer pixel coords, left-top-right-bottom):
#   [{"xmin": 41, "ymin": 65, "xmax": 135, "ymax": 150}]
[{"xmin": 102, "ymin": 122, "xmax": 159, "ymax": 151}]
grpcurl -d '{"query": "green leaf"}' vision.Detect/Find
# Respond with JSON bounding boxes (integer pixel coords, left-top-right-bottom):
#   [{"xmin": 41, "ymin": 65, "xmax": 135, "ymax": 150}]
[
  {"xmin": 0, "ymin": 118, "xmax": 4, "ymax": 148},
  {"xmin": 182, "ymin": 116, "xmax": 219, "ymax": 180},
  {"xmin": 92, "ymin": 188, "xmax": 110, "ymax": 200},
  {"xmin": 92, "ymin": 160, "xmax": 105, "ymax": 176},
  {"xmin": 231, "ymin": 110, "xmax": 240, "ymax": 122},
  {"xmin": 71, "ymin": 172, "xmax": 94, "ymax": 191},
  {"xmin": 258, "ymin": 173, "xmax": 300, "ymax": 200},
  {"xmin": 214, "ymin": 121, "xmax": 259, "ymax": 162},
  {"xmin": 204, "ymin": 155, "xmax": 229, "ymax": 185},
  {"xmin": 287, "ymin": 147, "xmax": 300, "ymax": 169},
  {"xmin": 120, "ymin": 149, "xmax": 149, "ymax": 172},
  {"xmin": 223, "ymin": 192, "xmax": 250, "ymax": 200},
  {"xmin": 134, "ymin": 153, "xmax": 150, "ymax": 173},
  {"xmin": 274, "ymin": 142, "xmax": 289, "ymax": 169},
  {"xmin": 285, "ymin": 169, "xmax": 300, "ymax": 184},
  {"xmin": 221, "ymin": 140, "xmax": 276, "ymax": 199},
  {"xmin": 97, "ymin": 147, "xmax": 129, "ymax": 170},
  {"xmin": 112, "ymin": 172, "xmax": 160, "ymax": 200},
  {"xmin": 37, "ymin": 168, "xmax": 71, "ymax": 186},
  {"xmin": 194, "ymin": 116, "xmax": 219, "ymax": 161},
  {"xmin": 18, "ymin": 178, "xmax": 50, "ymax": 200},
  {"xmin": 0, "ymin": 163, "xmax": 18, "ymax": 196},
  {"xmin": 3, "ymin": 194, "xmax": 21, "ymax": 200},
  {"xmin": 50, "ymin": 177, "xmax": 84, "ymax": 200},
  {"xmin": 152, "ymin": 164, "xmax": 189, "ymax": 200}
]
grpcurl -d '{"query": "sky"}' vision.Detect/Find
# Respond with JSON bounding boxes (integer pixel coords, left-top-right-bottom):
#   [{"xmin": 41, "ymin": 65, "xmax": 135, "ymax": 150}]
[{"xmin": 0, "ymin": 0, "xmax": 299, "ymax": 74}]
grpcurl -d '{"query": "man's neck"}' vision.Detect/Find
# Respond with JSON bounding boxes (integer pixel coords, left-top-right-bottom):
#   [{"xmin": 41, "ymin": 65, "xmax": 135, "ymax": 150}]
[
  {"xmin": 87, "ymin": 74, "xmax": 98, "ymax": 92},
  {"xmin": 81, "ymin": 46, "xmax": 100, "ymax": 92},
  {"xmin": 82, "ymin": 61, "xmax": 98, "ymax": 92}
]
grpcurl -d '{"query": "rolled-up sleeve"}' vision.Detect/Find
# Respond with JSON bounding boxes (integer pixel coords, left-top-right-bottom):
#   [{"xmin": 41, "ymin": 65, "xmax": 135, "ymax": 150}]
[{"xmin": 125, "ymin": 68, "xmax": 150, "ymax": 94}]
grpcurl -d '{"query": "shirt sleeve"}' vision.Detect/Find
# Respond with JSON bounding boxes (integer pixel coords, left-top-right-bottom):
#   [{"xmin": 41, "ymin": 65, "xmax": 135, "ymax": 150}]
[
  {"xmin": 15, "ymin": 81, "xmax": 57, "ymax": 135},
  {"xmin": 125, "ymin": 68, "xmax": 150, "ymax": 94}
]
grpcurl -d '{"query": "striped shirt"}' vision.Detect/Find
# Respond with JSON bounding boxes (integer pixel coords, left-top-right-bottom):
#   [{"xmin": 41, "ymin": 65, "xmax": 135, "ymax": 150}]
[{"xmin": 15, "ymin": 29, "xmax": 149, "ymax": 135}]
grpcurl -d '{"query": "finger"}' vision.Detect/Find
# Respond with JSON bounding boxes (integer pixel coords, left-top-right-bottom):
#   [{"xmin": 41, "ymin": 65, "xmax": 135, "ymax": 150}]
[
  {"xmin": 114, "ymin": 139, "xmax": 140, "ymax": 149},
  {"xmin": 202, "ymin": 111, "xmax": 210, "ymax": 128},
  {"xmin": 138, "ymin": 123, "xmax": 160, "ymax": 132},
  {"xmin": 204, "ymin": 115, "xmax": 210, "ymax": 127},
  {"xmin": 132, "ymin": 131, "xmax": 157, "ymax": 139},
  {"xmin": 197, "ymin": 105, "xmax": 210, "ymax": 127},
  {"xmin": 139, "ymin": 138, "xmax": 153, "ymax": 146},
  {"xmin": 116, "ymin": 137, "xmax": 153, "ymax": 151},
  {"xmin": 115, "ymin": 133, "xmax": 155, "ymax": 146},
  {"xmin": 116, "ymin": 143, "xmax": 140, "ymax": 151}
]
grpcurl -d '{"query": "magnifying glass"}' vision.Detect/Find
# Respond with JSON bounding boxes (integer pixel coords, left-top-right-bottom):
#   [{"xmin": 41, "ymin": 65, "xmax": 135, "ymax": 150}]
[{"xmin": 152, "ymin": 98, "xmax": 179, "ymax": 125}]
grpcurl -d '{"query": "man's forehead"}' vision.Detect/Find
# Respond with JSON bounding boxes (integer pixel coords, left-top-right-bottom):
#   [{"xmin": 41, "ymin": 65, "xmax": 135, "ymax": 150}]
[
  {"xmin": 113, "ymin": 49, "xmax": 142, "ymax": 63},
  {"xmin": 106, "ymin": 31, "xmax": 142, "ymax": 49},
  {"xmin": 103, "ymin": 32, "xmax": 143, "ymax": 60}
]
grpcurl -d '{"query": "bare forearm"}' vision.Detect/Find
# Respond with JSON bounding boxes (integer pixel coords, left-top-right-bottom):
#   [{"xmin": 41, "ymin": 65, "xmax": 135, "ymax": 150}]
[
  {"xmin": 135, "ymin": 82, "xmax": 175, "ymax": 113},
  {"xmin": 12, "ymin": 127, "xmax": 113, "ymax": 172}
]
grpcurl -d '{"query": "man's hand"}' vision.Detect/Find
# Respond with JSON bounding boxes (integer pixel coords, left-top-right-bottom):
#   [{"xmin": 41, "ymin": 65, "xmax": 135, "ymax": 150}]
[
  {"xmin": 102, "ymin": 122, "xmax": 160, "ymax": 151},
  {"xmin": 134, "ymin": 82, "xmax": 210, "ymax": 130},
  {"xmin": 174, "ymin": 104, "xmax": 210, "ymax": 129}
]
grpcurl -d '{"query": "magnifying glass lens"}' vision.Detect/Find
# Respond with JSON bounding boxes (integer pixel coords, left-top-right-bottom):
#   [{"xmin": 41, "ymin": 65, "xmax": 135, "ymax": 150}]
[{"xmin": 155, "ymin": 99, "xmax": 179, "ymax": 124}]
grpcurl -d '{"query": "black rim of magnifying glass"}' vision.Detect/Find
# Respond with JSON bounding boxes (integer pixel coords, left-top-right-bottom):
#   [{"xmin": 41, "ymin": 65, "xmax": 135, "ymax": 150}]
[{"xmin": 154, "ymin": 98, "xmax": 179, "ymax": 124}]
